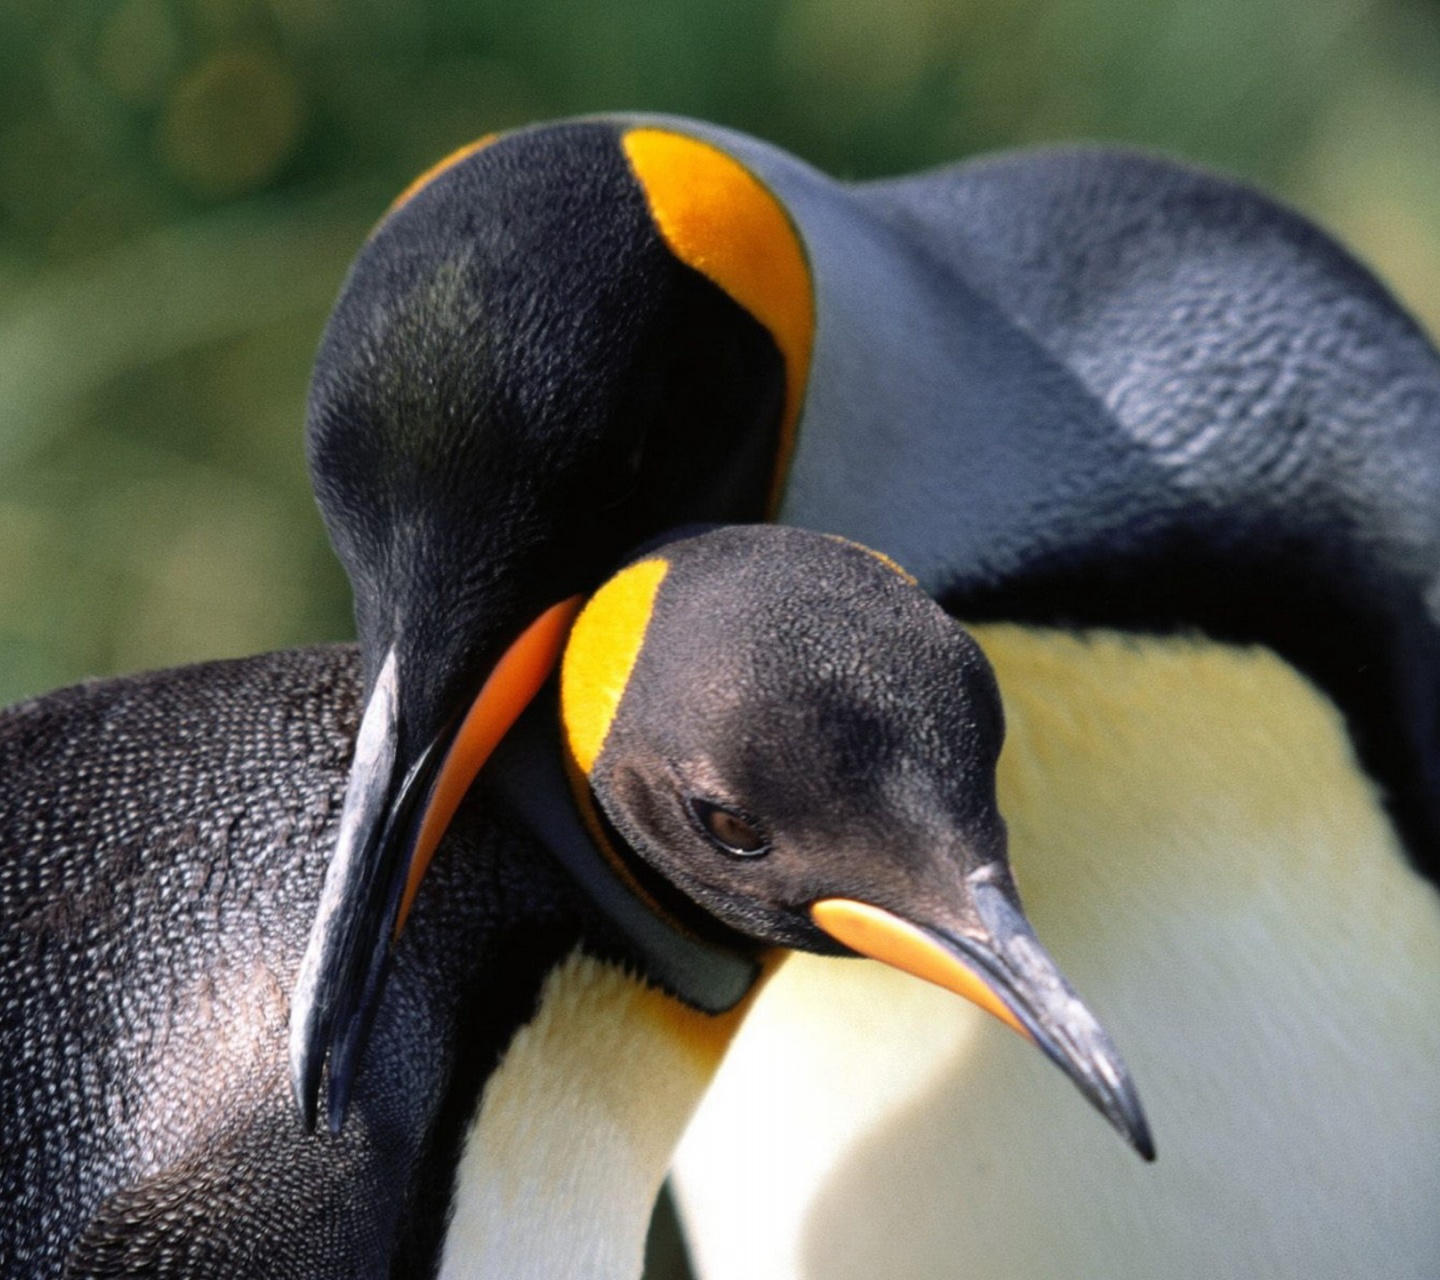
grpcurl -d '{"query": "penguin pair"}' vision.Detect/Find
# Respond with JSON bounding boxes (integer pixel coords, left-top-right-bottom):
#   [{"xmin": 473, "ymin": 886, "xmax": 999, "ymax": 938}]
[
  {"xmin": 0, "ymin": 523, "xmax": 1144, "ymax": 1276},
  {"xmin": 291, "ymin": 115, "xmax": 1440, "ymax": 1276}
]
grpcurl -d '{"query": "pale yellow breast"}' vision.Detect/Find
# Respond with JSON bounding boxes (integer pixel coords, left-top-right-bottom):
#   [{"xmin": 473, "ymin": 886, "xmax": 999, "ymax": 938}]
[
  {"xmin": 676, "ymin": 626, "xmax": 1440, "ymax": 1280},
  {"xmin": 438, "ymin": 950, "xmax": 750, "ymax": 1280}
]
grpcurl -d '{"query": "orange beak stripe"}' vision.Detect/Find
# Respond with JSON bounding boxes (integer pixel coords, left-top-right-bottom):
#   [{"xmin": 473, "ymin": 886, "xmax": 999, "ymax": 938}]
[
  {"xmin": 393, "ymin": 595, "xmax": 585, "ymax": 937},
  {"xmin": 810, "ymin": 897, "xmax": 1033, "ymax": 1043}
]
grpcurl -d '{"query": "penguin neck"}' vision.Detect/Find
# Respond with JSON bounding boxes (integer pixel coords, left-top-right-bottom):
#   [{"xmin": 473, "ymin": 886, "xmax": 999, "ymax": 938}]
[
  {"xmin": 437, "ymin": 948, "xmax": 756, "ymax": 1280},
  {"xmin": 681, "ymin": 120, "xmax": 1142, "ymax": 598}
]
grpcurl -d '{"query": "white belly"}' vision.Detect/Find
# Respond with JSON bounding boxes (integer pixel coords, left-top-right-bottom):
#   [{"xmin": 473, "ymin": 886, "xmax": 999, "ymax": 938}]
[
  {"xmin": 675, "ymin": 626, "xmax": 1440, "ymax": 1280},
  {"xmin": 439, "ymin": 951, "xmax": 745, "ymax": 1280}
]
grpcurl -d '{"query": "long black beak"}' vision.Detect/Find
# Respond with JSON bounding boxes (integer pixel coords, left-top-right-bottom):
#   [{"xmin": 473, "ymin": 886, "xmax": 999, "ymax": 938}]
[
  {"xmin": 811, "ymin": 866, "xmax": 1154, "ymax": 1161},
  {"xmin": 289, "ymin": 600, "xmax": 581, "ymax": 1132}
]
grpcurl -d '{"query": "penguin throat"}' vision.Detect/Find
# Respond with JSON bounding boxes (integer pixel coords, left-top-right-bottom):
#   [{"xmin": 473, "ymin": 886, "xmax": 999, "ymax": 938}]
[{"xmin": 437, "ymin": 949, "xmax": 748, "ymax": 1280}]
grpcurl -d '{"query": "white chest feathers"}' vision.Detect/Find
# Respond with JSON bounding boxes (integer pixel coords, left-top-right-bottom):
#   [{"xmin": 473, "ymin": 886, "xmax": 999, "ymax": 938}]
[
  {"xmin": 437, "ymin": 950, "xmax": 742, "ymax": 1280},
  {"xmin": 675, "ymin": 626, "xmax": 1440, "ymax": 1280}
]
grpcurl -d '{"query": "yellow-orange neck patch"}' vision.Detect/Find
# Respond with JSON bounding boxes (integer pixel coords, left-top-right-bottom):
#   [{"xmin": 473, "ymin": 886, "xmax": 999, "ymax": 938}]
[
  {"xmin": 395, "ymin": 594, "xmax": 582, "ymax": 937},
  {"xmin": 621, "ymin": 128, "xmax": 815, "ymax": 513},
  {"xmin": 561, "ymin": 557, "xmax": 670, "ymax": 774}
]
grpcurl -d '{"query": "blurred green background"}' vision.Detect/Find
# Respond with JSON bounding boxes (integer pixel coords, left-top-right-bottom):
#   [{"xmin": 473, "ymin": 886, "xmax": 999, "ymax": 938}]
[
  {"xmin": 4, "ymin": 0, "xmax": 1440, "ymax": 1273},
  {"xmin": 4, "ymin": 0, "xmax": 1440, "ymax": 702}
]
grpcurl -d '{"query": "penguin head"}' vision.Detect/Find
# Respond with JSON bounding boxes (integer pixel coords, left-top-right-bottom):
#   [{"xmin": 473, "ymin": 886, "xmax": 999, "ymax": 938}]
[
  {"xmin": 566, "ymin": 528, "xmax": 1006, "ymax": 947},
  {"xmin": 292, "ymin": 119, "xmax": 815, "ymax": 1127},
  {"xmin": 307, "ymin": 121, "xmax": 812, "ymax": 741},
  {"xmin": 562, "ymin": 526, "xmax": 1154, "ymax": 1159}
]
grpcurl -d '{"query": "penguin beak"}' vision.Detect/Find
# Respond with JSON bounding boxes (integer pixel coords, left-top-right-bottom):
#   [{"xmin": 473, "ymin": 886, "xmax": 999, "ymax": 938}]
[
  {"xmin": 289, "ymin": 597, "xmax": 583, "ymax": 1131},
  {"xmin": 810, "ymin": 867, "xmax": 1155, "ymax": 1162}
]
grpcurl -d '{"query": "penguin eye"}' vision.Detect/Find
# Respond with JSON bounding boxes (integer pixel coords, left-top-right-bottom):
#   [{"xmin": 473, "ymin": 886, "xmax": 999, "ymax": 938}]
[{"xmin": 688, "ymin": 797, "xmax": 769, "ymax": 857}]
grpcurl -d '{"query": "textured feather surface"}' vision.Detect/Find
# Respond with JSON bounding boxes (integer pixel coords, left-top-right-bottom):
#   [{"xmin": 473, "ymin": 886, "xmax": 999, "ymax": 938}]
[{"xmin": 0, "ymin": 648, "xmax": 582, "ymax": 1278}]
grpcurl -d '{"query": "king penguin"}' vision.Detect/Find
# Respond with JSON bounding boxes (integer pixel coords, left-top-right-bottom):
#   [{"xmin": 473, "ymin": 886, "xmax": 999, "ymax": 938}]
[
  {"xmin": 0, "ymin": 525, "xmax": 1147, "ymax": 1277},
  {"xmin": 288, "ymin": 115, "xmax": 1440, "ymax": 1275}
]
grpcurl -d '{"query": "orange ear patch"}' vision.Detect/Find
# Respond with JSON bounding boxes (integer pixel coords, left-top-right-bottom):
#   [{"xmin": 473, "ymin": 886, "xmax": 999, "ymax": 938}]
[
  {"xmin": 561, "ymin": 557, "xmax": 671, "ymax": 775},
  {"xmin": 621, "ymin": 128, "xmax": 815, "ymax": 513}
]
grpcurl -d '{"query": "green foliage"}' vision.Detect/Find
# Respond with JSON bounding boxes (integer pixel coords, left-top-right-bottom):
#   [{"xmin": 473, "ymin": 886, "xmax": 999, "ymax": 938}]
[{"xmin": 2, "ymin": 0, "xmax": 1440, "ymax": 705}]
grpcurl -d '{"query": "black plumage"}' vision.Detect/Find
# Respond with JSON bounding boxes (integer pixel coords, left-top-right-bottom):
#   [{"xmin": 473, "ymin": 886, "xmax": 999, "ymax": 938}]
[{"xmin": 0, "ymin": 649, "xmax": 577, "ymax": 1276}]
